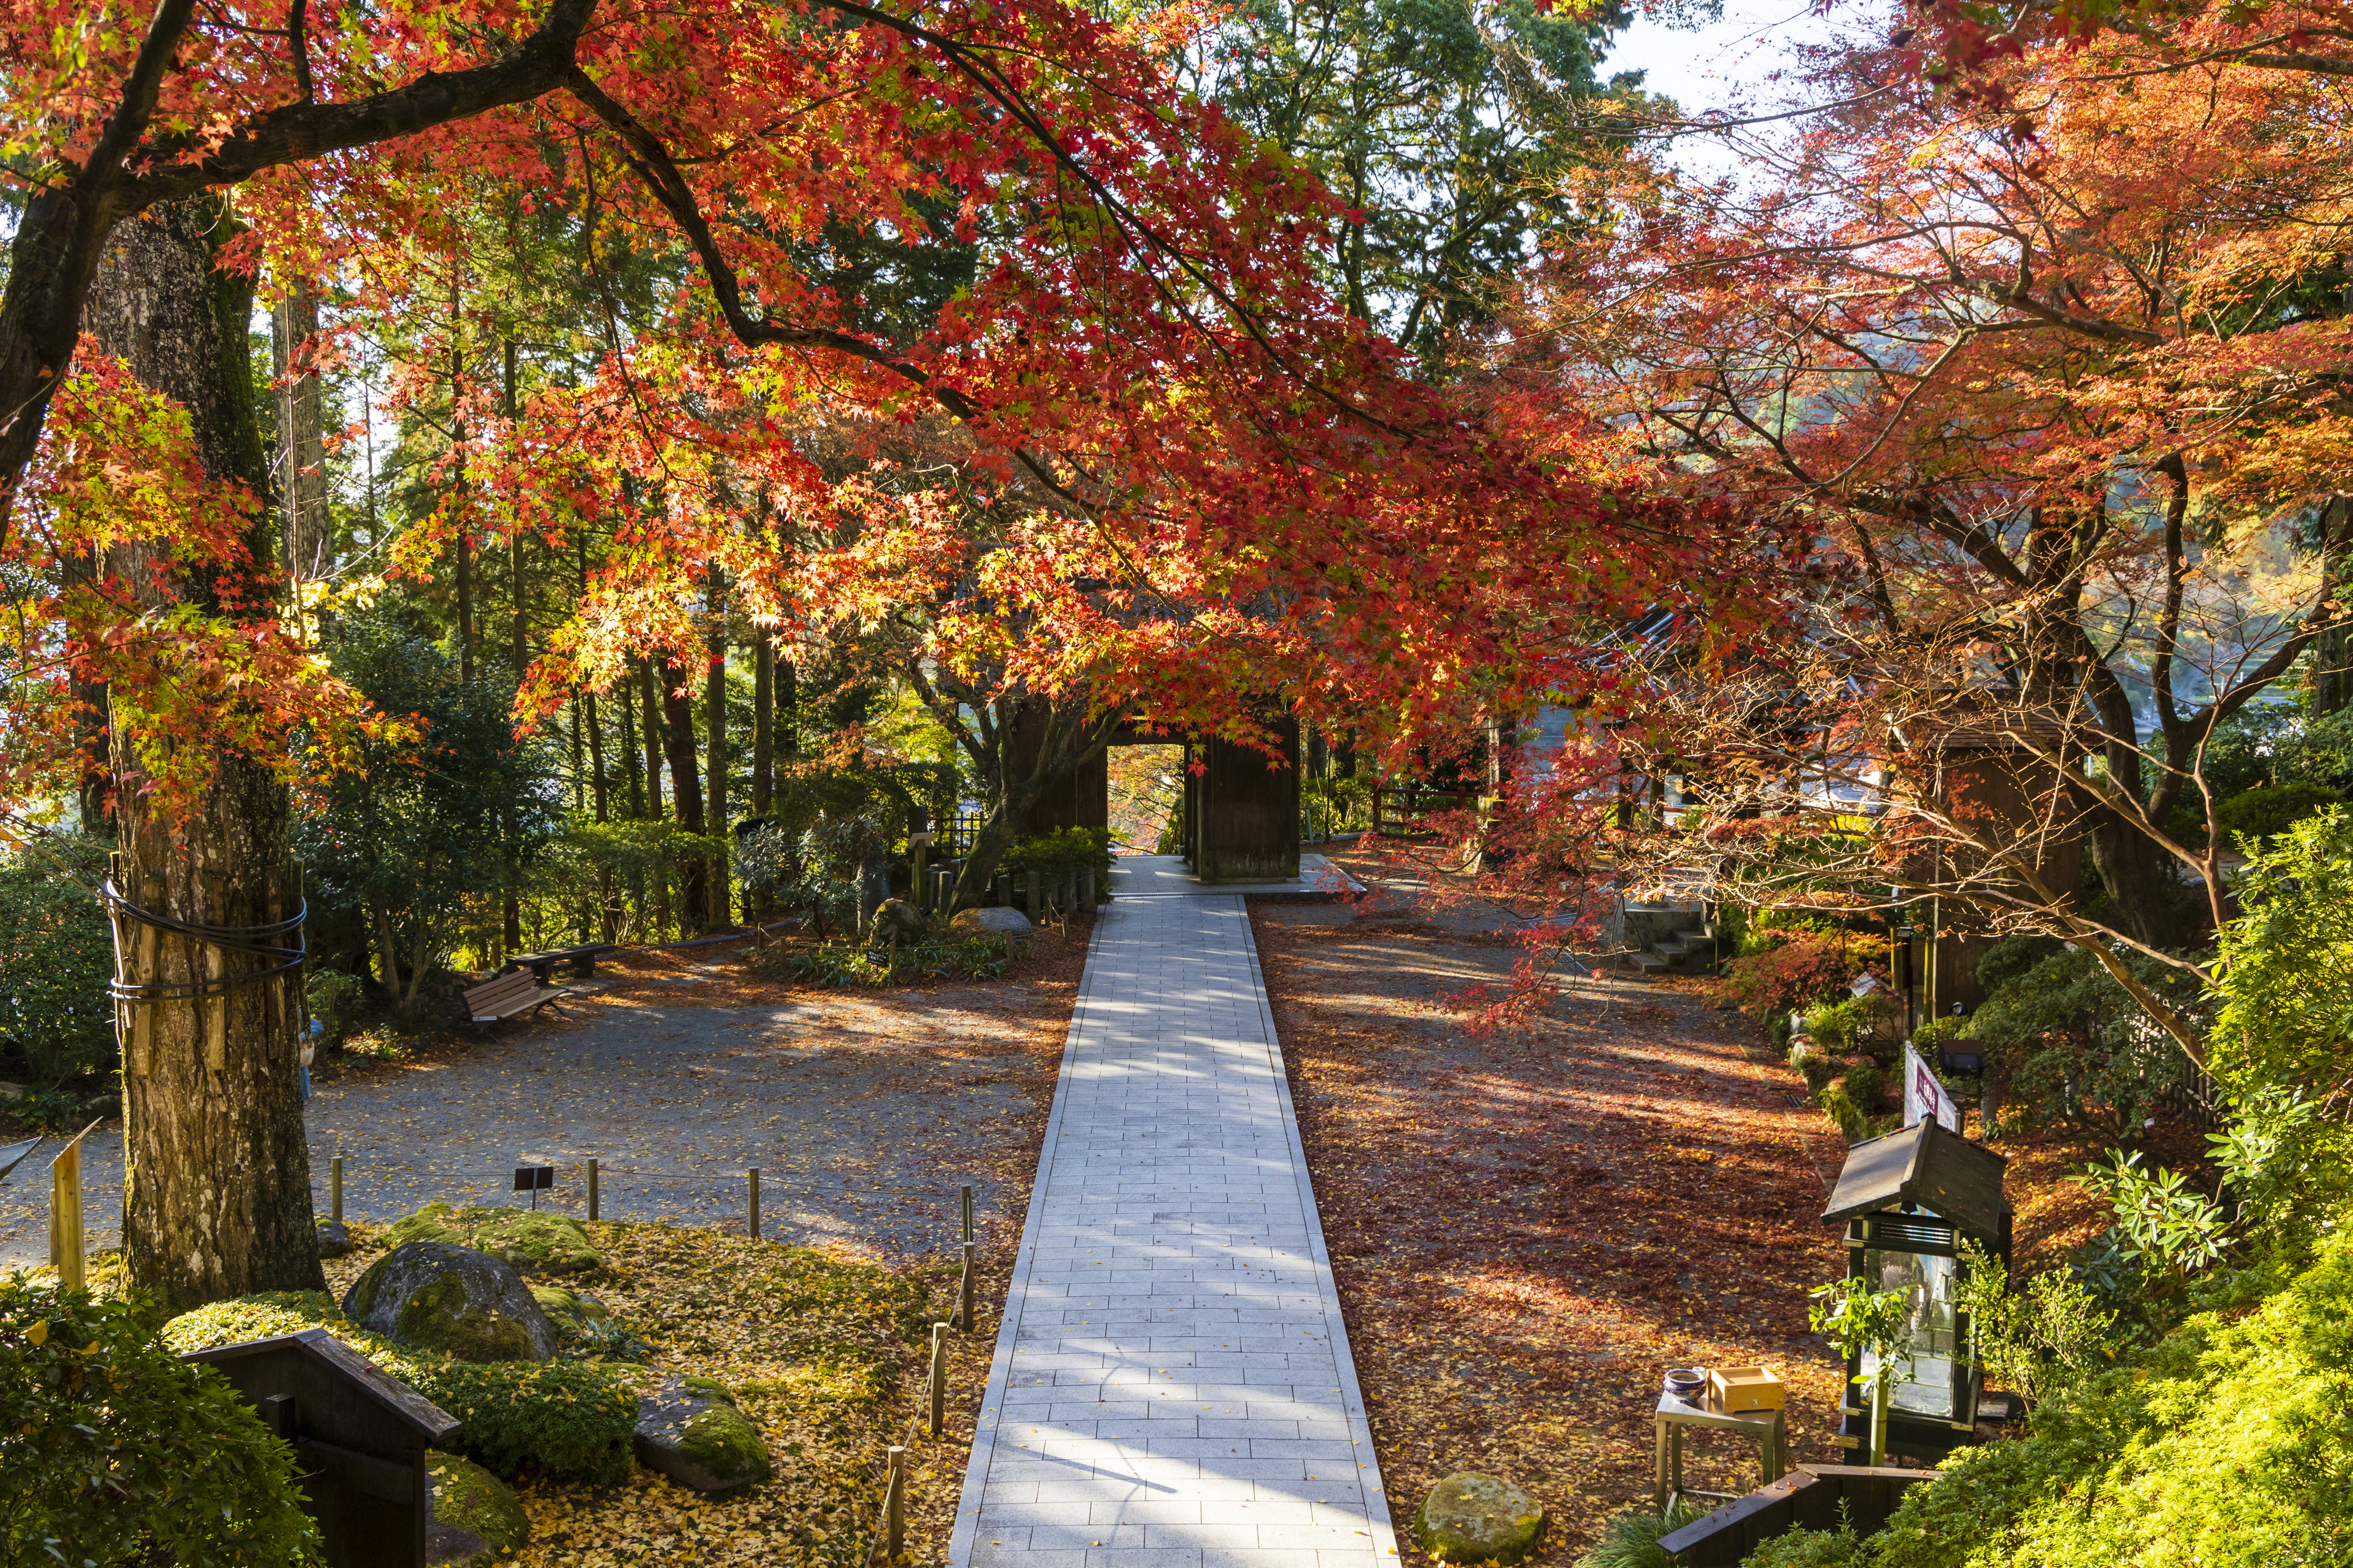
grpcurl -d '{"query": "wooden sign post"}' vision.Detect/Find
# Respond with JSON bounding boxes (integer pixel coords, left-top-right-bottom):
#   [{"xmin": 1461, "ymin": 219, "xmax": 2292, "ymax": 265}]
[{"xmin": 48, "ymin": 1119, "xmax": 100, "ymax": 1290}]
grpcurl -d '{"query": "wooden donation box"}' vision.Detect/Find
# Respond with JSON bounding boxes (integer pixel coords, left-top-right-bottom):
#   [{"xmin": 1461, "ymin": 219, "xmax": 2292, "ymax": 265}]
[
  {"xmin": 1821, "ymin": 1119, "xmax": 2012, "ymax": 1464},
  {"xmin": 185, "ymin": 1327, "xmax": 460, "ymax": 1568}
]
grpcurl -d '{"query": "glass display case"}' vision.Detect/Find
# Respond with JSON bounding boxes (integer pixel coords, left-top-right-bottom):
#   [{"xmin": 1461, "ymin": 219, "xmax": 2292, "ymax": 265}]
[{"xmin": 1821, "ymin": 1119, "xmax": 2012, "ymax": 1463}]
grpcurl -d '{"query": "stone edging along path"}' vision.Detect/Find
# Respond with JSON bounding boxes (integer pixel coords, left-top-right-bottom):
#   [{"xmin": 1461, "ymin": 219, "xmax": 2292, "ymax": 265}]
[{"xmin": 947, "ymin": 889, "xmax": 1400, "ymax": 1568}]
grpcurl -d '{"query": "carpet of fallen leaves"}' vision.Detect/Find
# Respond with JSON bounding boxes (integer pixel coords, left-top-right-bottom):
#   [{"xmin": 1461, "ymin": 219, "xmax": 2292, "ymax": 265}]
[
  {"xmin": 299, "ymin": 929, "xmax": 1090, "ymax": 1567},
  {"xmin": 1249, "ymin": 902, "xmax": 1856, "ymax": 1563}
]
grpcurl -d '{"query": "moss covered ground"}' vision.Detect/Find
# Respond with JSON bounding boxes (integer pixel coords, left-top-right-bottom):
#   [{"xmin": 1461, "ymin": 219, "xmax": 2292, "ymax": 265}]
[{"xmin": 311, "ymin": 1219, "xmax": 959, "ymax": 1567}]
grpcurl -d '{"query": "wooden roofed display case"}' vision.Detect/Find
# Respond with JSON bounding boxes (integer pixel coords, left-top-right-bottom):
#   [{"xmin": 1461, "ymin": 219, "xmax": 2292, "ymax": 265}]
[{"xmin": 1821, "ymin": 1118, "xmax": 2012, "ymax": 1464}]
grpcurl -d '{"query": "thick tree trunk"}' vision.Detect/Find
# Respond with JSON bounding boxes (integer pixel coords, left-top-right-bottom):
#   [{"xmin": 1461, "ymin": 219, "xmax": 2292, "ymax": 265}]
[
  {"xmin": 662, "ymin": 656, "xmax": 710, "ymax": 930},
  {"xmin": 85, "ymin": 196, "xmax": 322, "ymax": 1312},
  {"xmin": 2087, "ymin": 806, "xmax": 2205, "ymax": 951}
]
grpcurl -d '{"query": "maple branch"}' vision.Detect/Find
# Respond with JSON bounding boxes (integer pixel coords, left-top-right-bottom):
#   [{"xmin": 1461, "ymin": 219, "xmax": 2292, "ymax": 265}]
[{"xmin": 0, "ymin": 0, "xmax": 604, "ymax": 555}]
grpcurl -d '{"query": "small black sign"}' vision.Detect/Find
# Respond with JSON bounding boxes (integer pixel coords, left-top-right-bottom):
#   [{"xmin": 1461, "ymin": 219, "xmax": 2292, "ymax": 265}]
[{"xmin": 513, "ymin": 1165, "xmax": 555, "ymax": 1192}]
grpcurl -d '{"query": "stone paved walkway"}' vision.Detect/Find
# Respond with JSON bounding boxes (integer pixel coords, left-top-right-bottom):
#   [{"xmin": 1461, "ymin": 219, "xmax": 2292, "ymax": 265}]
[{"xmin": 948, "ymin": 875, "xmax": 1398, "ymax": 1568}]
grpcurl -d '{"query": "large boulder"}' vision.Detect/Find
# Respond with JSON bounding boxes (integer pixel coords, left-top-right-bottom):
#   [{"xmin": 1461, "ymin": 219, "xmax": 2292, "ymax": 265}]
[
  {"xmin": 342, "ymin": 1242, "xmax": 557, "ymax": 1363},
  {"xmin": 1415, "ymin": 1473, "xmax": 1547, "ymax": 1564},
  {"xmin": 633, "ymin": 1373, "xmax": 772, "ymax": 1495},
  {"xmin": 869, "ymin": 898, "xmax": 927, "ymax": 943},
  {"xmin": 425, "ymin": 1450, "xmax": 529, "ymax": 1567},
  {"xmin": 950, "ymin": 906, "xmax": 1032, "ymax": 939},
  {"xmin": 386, "ymin": 1201, "xmax": 602, "ymax": 1276}
]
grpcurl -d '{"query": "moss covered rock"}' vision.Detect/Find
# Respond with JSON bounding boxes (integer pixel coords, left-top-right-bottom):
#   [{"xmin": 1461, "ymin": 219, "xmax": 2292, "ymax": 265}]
[
  {"xmin": 529, "ymin": 1283, "xmax": 609, "ymax": 1332},
  {"xmin": 1415, "ymin": 1473, "xmax": 1545, "ymax": 1564},
  {"xmin": 343, "ymin": 1242, "xmax": 556, "ymax": 1362},
  {"xmin": 633, "ymin": 1372, "xmax": 772, "ymax": 1495},
  {"xmin": 424, "ymin": 1450, "xmax": 528, "ymax": 1567},
  {"xmin": 387, "ymin": 1201, "xmax": 602, "ymax": 1276}
]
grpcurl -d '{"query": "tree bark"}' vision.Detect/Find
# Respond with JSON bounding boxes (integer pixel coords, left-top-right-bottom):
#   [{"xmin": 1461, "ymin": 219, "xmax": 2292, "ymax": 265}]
[
  {"xmin": 84, "ymin": 196, "xmax": 323, "ymax": 1312},
  {"xmin": 705, "ymin": 569, "xmax": 730, "ymax": 929},
  {"xmin": 268, "ymin": 280, "xmax": 330, "ymax": 593},
  {"xmin": 638, "ymin": 658, "xmax": 672, "ymax": 936},
  {"xmin": 661, "ymin": 656, "xmax": 709, "ymax": 929}
]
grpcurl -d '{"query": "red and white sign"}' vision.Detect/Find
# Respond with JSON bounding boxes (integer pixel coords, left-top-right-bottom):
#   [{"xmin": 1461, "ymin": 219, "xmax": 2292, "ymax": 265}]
[{"xmin": 1904, "ymin": 1043, "xmax": 1961, "ymax": 1133}]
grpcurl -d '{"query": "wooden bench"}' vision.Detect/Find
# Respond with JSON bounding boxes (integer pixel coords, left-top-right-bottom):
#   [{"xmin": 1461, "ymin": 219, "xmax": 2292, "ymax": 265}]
[
  {"xmin": 503, "ymin": 943, "xmax": 619, "ymax": 984},
  {"xmin": 462, "ymin": 970, "xmax": 573, "ymax": 1035}
]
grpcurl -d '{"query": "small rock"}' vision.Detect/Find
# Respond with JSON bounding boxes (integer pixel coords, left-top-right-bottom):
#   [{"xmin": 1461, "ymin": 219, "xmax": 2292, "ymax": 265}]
[
  {"xmin": 951, "ymin": 906, "xmax": 1034, "ymax": 939},
  {"xmin": 633, "ymin": 1372, "xmax": 772, "ymax": 1494},
  {"xmin": 315, "ymin": 1218, "xmax": 352, "ymax": 1259},
  {"xmin": 386, "ymin": 1201, "xmax": 602, "ymax": 1275},
  {"xmin": 424, "ymin": 1450, "xmax": 529, "ymax": 1566},
  {"xmin": 1415, "ymin": 1473, "xmax": 1546, "ymax": 1564},
  {"xmin": 342, "ymin": 1241, "xmax": 557, "ymax": 1362}
]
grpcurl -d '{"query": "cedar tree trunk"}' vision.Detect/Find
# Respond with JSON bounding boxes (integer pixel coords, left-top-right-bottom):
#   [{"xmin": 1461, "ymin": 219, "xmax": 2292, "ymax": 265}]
[{"xmin": 84, "ymin": 197, "xmax": 324, "ymax": 1312}]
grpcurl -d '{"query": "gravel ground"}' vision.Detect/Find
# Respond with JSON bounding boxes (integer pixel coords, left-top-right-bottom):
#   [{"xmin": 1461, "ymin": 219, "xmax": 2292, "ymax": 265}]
[{"xmin": 0, "ymin": 938, "xmax": 1086, "ymax": 1272}]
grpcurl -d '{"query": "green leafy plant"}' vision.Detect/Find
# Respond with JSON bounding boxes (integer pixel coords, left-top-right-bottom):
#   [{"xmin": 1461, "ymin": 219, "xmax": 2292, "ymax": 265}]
[
  {"xmin": 12, "ymin": 1085, "xmax": 82, "ymax": 1132},
  {"xmin": 2216, "ymin": 779, "xmax": 2341, "ymax": 844},
  {"xmin": 756, "ymin": 932, "xmax": 1012, "ymax": 987},
  {"xmin": 1, "ymin": 1280, "xmax": 321, "ymax": 1566},
  {"xmin": 1953, "ymin": 1239, "xmax": 2115, "ymax": 1404},
  {"xmin": 305, "ymin": 968, "xmax": 365, "ymax": 1051},
  {"xmin": 1788, "ymin": 1041, "xmax": 1837, "ymax": 1095},
  {"xmin": 1001, "ymin": 826, "xmax": 1115, "ymax": 892},
  {"xmin": 1810, "ymin": 1275, "xmax": 1917, "ymax": 1465},
  {"xmin": 1740, "ymin": 1506, "xmax": 1861, "ymax": 1567},
  {"xmin": 1960, "ymin": 945, "xmax": 2203, "ymax": 1142},
  {"xmin": 1572, "ymin": 1497, "xmax": 1708, "ymax": 1568},
  {"xmin": 0, "ymin": 835, "xmax": 116, "ymax": 1085}
]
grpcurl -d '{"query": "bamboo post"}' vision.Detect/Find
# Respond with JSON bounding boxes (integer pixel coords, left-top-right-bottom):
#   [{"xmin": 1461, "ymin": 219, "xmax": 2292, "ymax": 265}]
[
  {"xmin": 49, "ymin": 1134, "xmax": 85, "ymax": 1290},
  {"xmin": 959, "ymin": 1184, "xmax": 976, "ymax": 1332},
  {"xmin": 748, "ymin": 1166, "xmax": 761, "ymax": 1241},
  {"xmin": 884, "ymin": 1444, "xmax": 906, "ymax": 1560},
  {"xmin": 329, "ymin": 1154, "xmax": 344, "ymax": 1223},
  {"xmin": 588, "ymin": 1157, "xmax": 600, "ymax": 1222},
  {"xmin": 1025, "ymin": 869, "xmax": 1041, "ymax": 919},
  {"xmin": 928, "ymin": 1321, "xmax": 947, "ymax": 1437}
]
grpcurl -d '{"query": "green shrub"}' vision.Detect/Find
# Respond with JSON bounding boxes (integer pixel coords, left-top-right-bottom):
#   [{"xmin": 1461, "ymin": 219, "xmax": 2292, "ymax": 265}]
[
  {"xmin": 1788, "ymin": 1042, "xmax": 1837, "ymax": 1095},
  {"xmin": 1001, "ymin": 826, "xmax": 1114, "ymax": 890},
  {"xmin": 0, "ymin": 836, "xmax": 116, "ymax": 1083},
  {"xmin": 1871, "ymin": 1223, "xmax": 2353, "ymax": 1567},
  {"xmin": 1962, "ymin": 946, "xmax": 2204, "ymax": 1142},
  {"xmin": 306, "ymin": 968, "xmax": 365, "ymax": 1050},
  {"xmin": 2217, "ymin": 779, "xmax": 2341, "ymax": 844},
  {"xmin": 759, "ymin": 932, "xmax": 1012, "ymax": 987},
  {"xmin": 1801, "ymin": 998, "xmax": 1864, "ymax": 1052},
  {"xmin": 0, "ymin": 1280, "xmax": 319, "ymax": 1566},
  {"xmin": 1573, "ymin": 1498, "xmax": 1708, "ymax": 1568},
  {"xmin": 1742, "ymin": 1511, "xmax": 1861, "ymax": 1567},
  {"xmin": 14, "ymin": 1084, "xmax": 84, "ymax": 1132},
  {"xmin": 163, "ymin": 1293, "xmax": 636, "ymax": 1482},
  {"xmin": 1841, "ymin": 1062, "xmax": 1889, "ymax": 1115}
]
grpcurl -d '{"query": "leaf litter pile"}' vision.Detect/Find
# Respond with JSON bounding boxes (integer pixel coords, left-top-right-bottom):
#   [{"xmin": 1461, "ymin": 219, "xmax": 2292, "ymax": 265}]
[{"xmin": 1249, "ymin": 900, "xmax": 1852, "ymax": 1563}]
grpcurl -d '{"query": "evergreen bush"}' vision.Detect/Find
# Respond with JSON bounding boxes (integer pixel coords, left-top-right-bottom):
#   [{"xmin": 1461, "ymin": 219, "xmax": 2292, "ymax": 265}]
[{"xmin": 1, "ymin": 1280, "xmax": 319, "ymax": 1566}]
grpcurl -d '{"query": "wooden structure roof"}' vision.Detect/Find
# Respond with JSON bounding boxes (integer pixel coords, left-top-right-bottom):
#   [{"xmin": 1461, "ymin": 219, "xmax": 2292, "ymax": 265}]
[{"xmin": 1821, "ymin": 1119, "xmax": 2009, "ymax": 1242}]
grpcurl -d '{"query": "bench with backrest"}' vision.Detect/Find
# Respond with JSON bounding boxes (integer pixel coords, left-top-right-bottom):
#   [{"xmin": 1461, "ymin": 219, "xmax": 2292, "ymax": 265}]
[
  {"xmin": 504, "ymin": 943, "xmax": 620, "ymax": 985},
  {"xmin": 461, "ymin": 970, "xmax": 573, "ymax": 1035}
]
